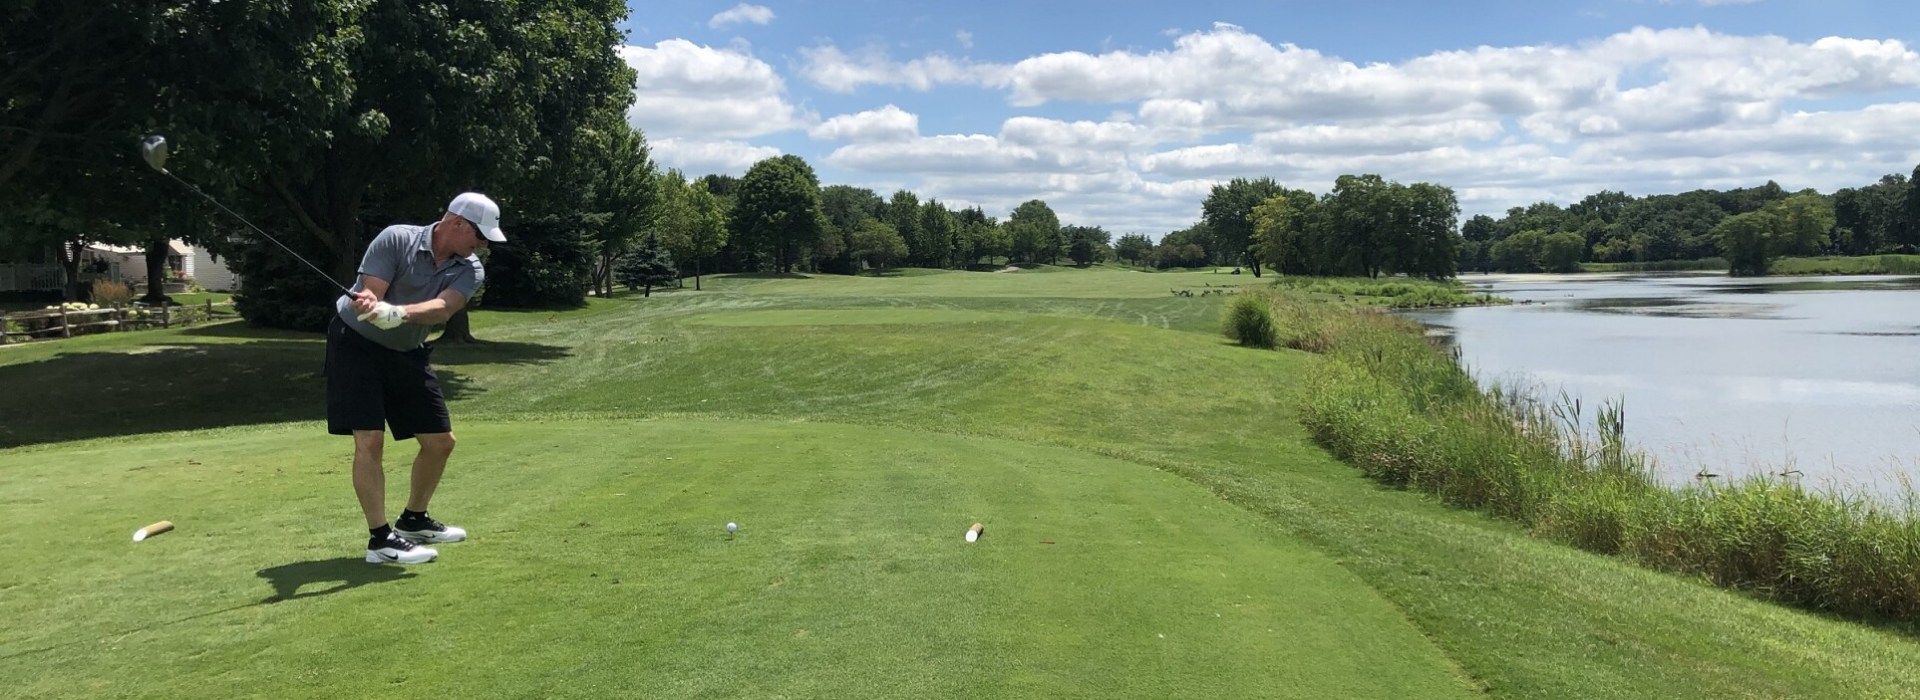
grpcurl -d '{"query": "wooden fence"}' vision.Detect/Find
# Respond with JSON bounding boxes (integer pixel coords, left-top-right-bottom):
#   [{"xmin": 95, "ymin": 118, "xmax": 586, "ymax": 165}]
[{"xmin": 0, "ymin": 300, "xmax": 236, "ymax": 345}]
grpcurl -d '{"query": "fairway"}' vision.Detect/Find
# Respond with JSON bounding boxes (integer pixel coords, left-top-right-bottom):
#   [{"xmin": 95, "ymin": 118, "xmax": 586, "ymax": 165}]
[
  {"xmin": 0, "ymin": 421, "xmax": 1473, "ymax": 698},
  {"xmin": 6, "ymin": 267, "xmax": 1920, "ymax": 699}
]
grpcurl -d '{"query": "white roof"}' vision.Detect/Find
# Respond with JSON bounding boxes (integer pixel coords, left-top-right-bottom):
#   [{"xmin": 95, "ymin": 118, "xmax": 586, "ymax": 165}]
[{"xmin": 88, "ymin": 239, "xmax": 192, "ymax": 256}]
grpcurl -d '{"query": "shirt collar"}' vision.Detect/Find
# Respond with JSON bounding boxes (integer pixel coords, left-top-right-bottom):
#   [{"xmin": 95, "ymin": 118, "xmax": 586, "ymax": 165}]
[{"xmin": 417, "ymin": 223, "xmax": 438, "ymax": 257}]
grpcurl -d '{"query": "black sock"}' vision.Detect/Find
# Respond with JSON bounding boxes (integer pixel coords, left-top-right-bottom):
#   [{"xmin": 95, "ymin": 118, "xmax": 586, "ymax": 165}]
[
  {"xmin": 399, "ymin": 509, "xmax": 427, "ymax": 523},
  {"xmin": 369, "ymin": 524, "xmax": 393, "ymax": 544}
]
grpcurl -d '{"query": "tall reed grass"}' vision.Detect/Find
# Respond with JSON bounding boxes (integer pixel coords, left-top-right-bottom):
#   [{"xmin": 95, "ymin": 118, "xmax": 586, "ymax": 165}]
[
  {"xmin": 1273, "ymin": 289, "xmax": 1920, "ymax": 622},
  {"xmin": 1266, "ymin": 276, "xmax": 1503, "ymax": 309},
  {"xmin": 1769, "ymin": 254, "xmax": 1920, "ymax": 276}
]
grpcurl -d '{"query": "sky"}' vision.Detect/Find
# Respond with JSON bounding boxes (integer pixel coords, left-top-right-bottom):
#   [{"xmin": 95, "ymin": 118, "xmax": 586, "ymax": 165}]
[{"xmin": 621, "ymin": 0, "xmax": 1920, "ymax": 237}]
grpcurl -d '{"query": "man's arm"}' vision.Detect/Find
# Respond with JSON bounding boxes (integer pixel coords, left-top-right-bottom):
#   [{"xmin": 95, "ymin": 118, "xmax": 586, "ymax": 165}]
[
  {"xmin": 351, "ymin": 276, "xmax": 387, "ymax": 316},
  {"xmin": 397, "ymin": 289, "xmax": 468, "ymax": 325}
]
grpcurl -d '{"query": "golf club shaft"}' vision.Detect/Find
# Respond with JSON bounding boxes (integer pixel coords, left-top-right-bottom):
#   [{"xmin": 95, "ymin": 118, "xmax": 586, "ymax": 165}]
[{"xmin": 157, "ymin": 169, "xmax": 356, "ymax": 296}]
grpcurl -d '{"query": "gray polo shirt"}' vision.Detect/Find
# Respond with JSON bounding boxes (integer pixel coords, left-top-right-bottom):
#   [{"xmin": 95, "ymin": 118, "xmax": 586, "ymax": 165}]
[{"xmin": 334, "ymin": 222, "xmax": 484, "ymax": 351}]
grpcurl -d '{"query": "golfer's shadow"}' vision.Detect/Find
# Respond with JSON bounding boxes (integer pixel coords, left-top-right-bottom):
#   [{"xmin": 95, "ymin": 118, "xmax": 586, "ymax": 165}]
[{"xmin": 257, "ymin": 557, "xmax": 415, "ymax": 603}]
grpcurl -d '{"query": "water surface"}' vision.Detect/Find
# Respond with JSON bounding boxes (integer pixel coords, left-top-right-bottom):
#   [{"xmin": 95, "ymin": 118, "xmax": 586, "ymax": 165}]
[{"xmin": 1403, "ymin": 273, "xmax": 1920, "ymax": 495}]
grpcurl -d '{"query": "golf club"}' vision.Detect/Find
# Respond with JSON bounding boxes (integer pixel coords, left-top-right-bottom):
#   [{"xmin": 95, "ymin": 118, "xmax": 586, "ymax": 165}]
[{"xmin": 139, "ymin": 135, "xmax": 355, "ymax": 296}]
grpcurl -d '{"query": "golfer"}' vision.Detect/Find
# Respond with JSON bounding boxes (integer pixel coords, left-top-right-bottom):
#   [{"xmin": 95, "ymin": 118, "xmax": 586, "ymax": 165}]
[{"xmin": 327, "ymin": 192, "xmax": 505, "ymax": 564}]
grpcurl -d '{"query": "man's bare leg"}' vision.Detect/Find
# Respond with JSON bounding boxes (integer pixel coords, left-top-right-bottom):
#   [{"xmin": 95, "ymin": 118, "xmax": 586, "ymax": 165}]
[
  {"xmin": 352, "ymin": 430, "xmax": 386, "ymax": 528},
  {"xmin": 406, "ymin": 432, "xmax": 456, "ymax": 512}
]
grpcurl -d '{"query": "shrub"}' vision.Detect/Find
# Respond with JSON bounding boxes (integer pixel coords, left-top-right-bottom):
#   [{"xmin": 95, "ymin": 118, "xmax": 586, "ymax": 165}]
[
  {"xmin": 91, "ymin": 280, "xmax": 134, "ymax": 305},
  {"xmin": 1222, "ymin": 293, "xmax": 1277, "ymax": 348}
]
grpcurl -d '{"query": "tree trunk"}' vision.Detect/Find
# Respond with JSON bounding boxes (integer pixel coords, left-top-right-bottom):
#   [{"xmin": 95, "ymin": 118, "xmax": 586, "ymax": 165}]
[
  {"xmin": 141, "ymin": 234, "xmax": 171, "ymax": 304},
  {"xmin": 695, "ymin": 259, "xmax": 702, "ymax": 291},
  {"xmin": 433, "ymin": 308, "xmax": 479, "ymax": 344},
  {"xmin": 58, "ymin": 241, "xmax": 84, "ymax": 302}
]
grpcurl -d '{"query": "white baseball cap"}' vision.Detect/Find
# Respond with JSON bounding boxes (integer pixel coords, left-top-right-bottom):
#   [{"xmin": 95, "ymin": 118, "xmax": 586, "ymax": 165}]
[{"xmin": 447, "ymin": 192, "xmax": 507, "ymax": 243}]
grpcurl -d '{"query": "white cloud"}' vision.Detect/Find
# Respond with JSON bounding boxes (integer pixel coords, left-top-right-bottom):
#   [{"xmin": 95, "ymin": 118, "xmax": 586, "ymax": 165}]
[
  {"xmin": 620, "ymin": 41, "xmax": 807, "ymax": 140},
  {"xmin": 798, "ymin": 45, "xmax": 1009, "ymax": 93},
  {"xmin": 708, "ymin": 3, "xmax": 774, "ymax": 29},
  {"xmin": 809, "ymin": 105, "xmax": 921, "ymax": 142},
  {"xmin": 651, "ymin": 138, "xmax": 783, "ymax": 175},
  {"xmin": 797, "ymin": 24, "xmax": 1920, "ymax": 133},
  {"xmin": 957, "ymin": 30, "xmax": 973, "ymax": 49},
  {"xmin": 707, "ymin": 24, "xmax": 1920, "ymax": 225}
]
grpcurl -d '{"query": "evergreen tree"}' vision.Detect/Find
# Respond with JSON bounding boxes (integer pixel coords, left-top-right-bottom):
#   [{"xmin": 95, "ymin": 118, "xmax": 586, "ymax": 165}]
[{"xmin": 616, "ymin": 232, "xmax": 677, "ymax": 297}]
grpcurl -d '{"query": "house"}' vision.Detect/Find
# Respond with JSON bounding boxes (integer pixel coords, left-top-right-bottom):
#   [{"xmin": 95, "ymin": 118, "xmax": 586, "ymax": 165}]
[
  {"xmin": 0, "ymin": 240, "xmax": 242, "ymax": 293},
  {"xmin": 0, "ymin": 246, "xmax": 65, "ymax": 294}
]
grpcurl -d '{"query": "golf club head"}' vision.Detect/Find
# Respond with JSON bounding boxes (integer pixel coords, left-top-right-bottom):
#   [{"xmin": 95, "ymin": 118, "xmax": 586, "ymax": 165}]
[{"xmin": 140, "ymin": 135, "xmax": 169, "ymax": 171}]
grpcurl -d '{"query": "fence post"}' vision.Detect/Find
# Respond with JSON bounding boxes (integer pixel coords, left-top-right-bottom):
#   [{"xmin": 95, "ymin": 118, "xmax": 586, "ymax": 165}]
[
  {"xmin": 161, "ymin": 304, "xmax": 171, "ymax": 329},
  {"xmin": 0, "ymin": 311, "xmax": 9, "ymax": 345},
  {"xmin": 60, "ymin": 306, "xmax": 70, "ymax": 338}
]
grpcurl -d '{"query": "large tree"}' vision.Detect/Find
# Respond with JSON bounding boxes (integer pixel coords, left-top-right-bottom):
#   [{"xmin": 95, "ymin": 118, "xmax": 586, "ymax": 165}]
[
  {"xmin": 1904, "ymin": 165, "xmax": 1920, "ymax": 250},
  {"xmin": 1715, "ymin": 193, "xmax": 1836, "ymax": 276},
  {"xmin": 1062, "ymin": 225, "xmax": 1111, "ymax": 266},
  {"xmin": 1201, "ymin": 177, "xmax": 1284, "ymax": 276},
  {"xmin": 731, "ymin": 155, "xmax": 825, "ymax": 273},
  {"xmin": 584, "ymin": 122, "xmax": 659, "ymax": 299},
  {"xmin": 850, "ymin": 219, "xmax": 908, "ymax": 271},
  {"xmin": 817, "ymin": 185, "xmax": 884, "ymax": 274},
  {"xmin": 1005, "ymin": 200, "xmax": 1060, "ymax": 263},
  {"xmin": 1325, "ymin": 174, "xmax": 1392, "ymax": 278},
  {"xmin": 886, "ymin": 190, "xmax": 921, "ymax": 266},
  {"xmin": 1113, "ymin": 233, "xmax": 1153, "ymax": 267},
  {"xmin": 1, "ymin": 1, "xmax": 348, "ymax": 302},
  {"xmin": 916, "ymin": 200, "xmax": 957, "ymax": 268},
  {"xmin": 656, "ymin": 171, "xmax": 730, "ymax": 289},
  {"xmin": 191, "ymin": 0, "xmax": 634, "ymax": 328},
  {"xmin": 953, "ymin": 206, "xmax": 1002, "ymax": 267}
]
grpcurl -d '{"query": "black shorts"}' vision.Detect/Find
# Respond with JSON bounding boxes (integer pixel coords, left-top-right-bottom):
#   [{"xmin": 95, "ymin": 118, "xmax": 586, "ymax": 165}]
[{"xmin": 325, "ymin": 316, "xmax": 450, "ymax": 440}]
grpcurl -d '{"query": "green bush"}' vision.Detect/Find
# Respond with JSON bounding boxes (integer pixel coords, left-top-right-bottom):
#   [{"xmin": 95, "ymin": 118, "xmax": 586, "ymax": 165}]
[{"xmin": 1221, "ymin": 293, "xmax": 1277, "ymax": 348}]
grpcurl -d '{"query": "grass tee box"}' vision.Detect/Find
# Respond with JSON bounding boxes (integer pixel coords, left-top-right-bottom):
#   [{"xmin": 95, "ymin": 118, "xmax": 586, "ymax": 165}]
[{"xmin": 0, "ymin": 421, "xmax": 1475, "ymax": 698}]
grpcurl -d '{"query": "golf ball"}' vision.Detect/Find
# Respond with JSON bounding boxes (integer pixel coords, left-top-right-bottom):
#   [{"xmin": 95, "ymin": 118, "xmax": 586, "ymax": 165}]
[{"xmin": 726, "ymin": 522, "xmax": 738, "ymax": 533}]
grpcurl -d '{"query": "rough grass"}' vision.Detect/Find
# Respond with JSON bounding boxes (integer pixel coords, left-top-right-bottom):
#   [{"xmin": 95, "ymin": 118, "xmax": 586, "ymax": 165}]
[
  {"xmin": 1283, "ymin": 290, "xmax": 1920, "ymax": 624},
  {"xmin": 1266, "ymin": 275, "xmax": 1505, "ymax": 308}
]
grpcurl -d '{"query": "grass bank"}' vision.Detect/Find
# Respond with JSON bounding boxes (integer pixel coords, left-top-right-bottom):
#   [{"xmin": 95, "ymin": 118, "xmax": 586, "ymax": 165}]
[
  {"xmin": 1267, "ymin": 275, "xmax": 1506, "ymax": 308},
  {"xmin": 1580, "ymin": 258, "xmax": 1729, "ymax": 273},
  {"xmin": 1769, "ymin": 254, "xmax": 1920, "ymax": 275},
  {"xmin": 1581, "ymin": 254, "xmax": 1920, "ymax": 276},
  {"xmin": 1273, "ymin": 289, "xmax": 1920, "ymax": 624}
]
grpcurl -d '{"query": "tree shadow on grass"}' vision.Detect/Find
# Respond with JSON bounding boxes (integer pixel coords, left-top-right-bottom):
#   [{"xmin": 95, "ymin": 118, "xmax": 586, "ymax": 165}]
[
  {"xmin": 257, "ymin": 557, "xmax": 417, "ymax": 603},
  {"xmin": 0, "ymin": 336, "xmax": 561, "ymax": 447},
  {"xmin": 716, "ymin": 271, "xmax": 812, "ymax": 280},
  {"xmin": 425, "ymin": 339, "xmax": 571, "ymax": 367}
]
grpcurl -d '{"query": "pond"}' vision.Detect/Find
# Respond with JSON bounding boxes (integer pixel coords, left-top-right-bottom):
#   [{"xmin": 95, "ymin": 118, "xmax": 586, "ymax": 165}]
[{"xmin": 1402, "ymin": 273, "xmax": 1920, "ymax": 496}]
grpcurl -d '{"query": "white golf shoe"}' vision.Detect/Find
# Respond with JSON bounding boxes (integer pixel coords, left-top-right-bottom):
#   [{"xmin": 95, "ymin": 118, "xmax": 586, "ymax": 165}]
[
  {"xmin": 395, "ymin": 513, "xmax": 467, "ymax": 544},
  {"xmin": 366, "ymin": 534, "xmax": 437, "ymax": 565}
]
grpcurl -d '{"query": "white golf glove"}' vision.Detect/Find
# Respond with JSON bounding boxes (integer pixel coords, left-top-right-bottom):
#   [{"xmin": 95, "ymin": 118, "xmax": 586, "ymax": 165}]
[{"xmin": 357, "ymin": 302, "xmax": 408, "ymax": 329}]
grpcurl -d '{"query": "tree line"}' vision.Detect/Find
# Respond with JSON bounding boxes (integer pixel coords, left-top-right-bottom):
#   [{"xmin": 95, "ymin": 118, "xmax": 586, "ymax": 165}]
[
  {"xmin": 11, "ymin": 2, "xmax": 1917, "ymax": 333},
  {"xmin": 1106, "ymin": 175, "xmax": 1462, "ymax": 280},
  {"xmin": 1459, "ymin": 170, "xmax": 1920, "ymax": 275}
]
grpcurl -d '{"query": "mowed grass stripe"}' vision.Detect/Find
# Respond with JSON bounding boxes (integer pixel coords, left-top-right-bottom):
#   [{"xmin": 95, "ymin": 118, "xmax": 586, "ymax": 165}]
[{"xmin": 0, "ymin": 420, "xmax": 1477, "ymax": 699}]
